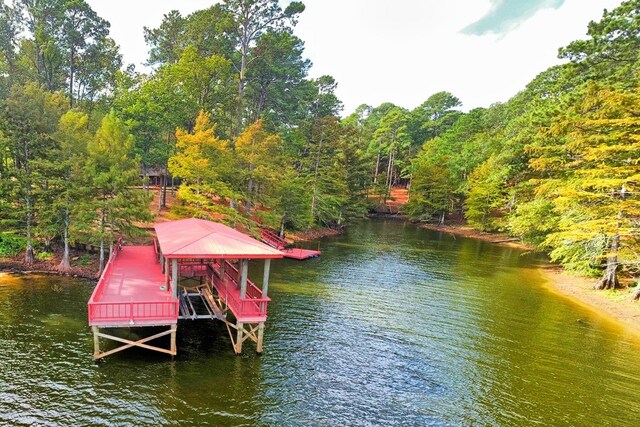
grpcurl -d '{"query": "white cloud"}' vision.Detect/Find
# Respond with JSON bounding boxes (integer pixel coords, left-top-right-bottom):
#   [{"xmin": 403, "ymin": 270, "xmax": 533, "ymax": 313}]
[{"xmin": 86, "ymin": 0, "xmax": 624, "ymax": 115}]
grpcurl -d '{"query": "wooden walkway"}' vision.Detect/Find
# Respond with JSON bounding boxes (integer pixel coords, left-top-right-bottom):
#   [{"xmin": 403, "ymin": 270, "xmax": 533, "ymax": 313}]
[{"xmin": 88, "ymin": 246, "xmax": 178, "ymax": 328}]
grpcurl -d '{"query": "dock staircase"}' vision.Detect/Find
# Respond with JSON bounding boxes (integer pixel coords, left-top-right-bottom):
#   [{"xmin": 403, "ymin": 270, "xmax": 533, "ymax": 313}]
[{"xmin": 260, "ymin": 229, "xmax": 321, "ymax": 260}]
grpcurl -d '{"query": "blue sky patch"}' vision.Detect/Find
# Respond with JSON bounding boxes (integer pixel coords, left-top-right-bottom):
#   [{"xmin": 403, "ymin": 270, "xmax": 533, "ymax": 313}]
[{"xmin": 463, "ymin": 0, "xmax": 566, "ymax": 35}]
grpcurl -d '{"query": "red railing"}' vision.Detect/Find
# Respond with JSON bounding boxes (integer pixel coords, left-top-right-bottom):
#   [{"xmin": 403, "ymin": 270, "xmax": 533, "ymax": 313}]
[
  {"xmin": 208, "ymin": 260, "xmax": 270, "ymax": 321},
  {"xmin": 88, "ymin": 239, "xmax": 178, "ymax": 326},
  {"xmin": 260, "ymin": 229, "xmax": 286, "ymax": 250},
  {"xmin": 88, "ymin": 238, "xmax": 122, "ymax": 304},
  {"xmin": 180, "ymin": 260, "xmax": 208, "ymax": 278},
  {"xmin": 88, "ymin": 300, "xmax": 178, "ymax": 324}
]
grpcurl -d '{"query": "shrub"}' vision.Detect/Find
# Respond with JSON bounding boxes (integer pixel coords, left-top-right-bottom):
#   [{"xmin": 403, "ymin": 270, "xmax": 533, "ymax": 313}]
[{"xmin": 0, "ymin": 233, "xmax": 27, "ymax": 256}]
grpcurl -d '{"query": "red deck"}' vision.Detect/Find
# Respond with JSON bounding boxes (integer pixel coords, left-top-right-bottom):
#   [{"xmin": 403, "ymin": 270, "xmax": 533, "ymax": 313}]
[
  {"xmin": 260, "ymin": 229, "xmax": 321, "ymax": 260},
  {"xmin": 88, "ymin": 246, "xmax": 178, "ymax": 327},
  {"xmin": 283, "ymin": 248, "xmax": 321, "ymax": 260}
]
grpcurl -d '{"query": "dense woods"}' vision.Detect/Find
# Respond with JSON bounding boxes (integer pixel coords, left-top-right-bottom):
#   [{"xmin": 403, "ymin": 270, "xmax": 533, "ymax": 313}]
[{"xmin": 0, "ymin": 0, "xmax": 638, "ymax": 290}]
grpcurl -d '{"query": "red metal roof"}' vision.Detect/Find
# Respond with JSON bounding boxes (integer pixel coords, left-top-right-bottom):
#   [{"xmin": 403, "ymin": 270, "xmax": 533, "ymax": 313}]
[{"xmin": 155, "ymin": 218, "xmax": 284, "ymax": 259}]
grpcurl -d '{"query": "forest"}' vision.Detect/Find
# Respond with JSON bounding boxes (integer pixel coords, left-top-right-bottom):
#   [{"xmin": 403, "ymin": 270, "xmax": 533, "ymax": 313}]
[{"xmin": 0, "ymin": 0, "xmax": 638, "ymax": 291}]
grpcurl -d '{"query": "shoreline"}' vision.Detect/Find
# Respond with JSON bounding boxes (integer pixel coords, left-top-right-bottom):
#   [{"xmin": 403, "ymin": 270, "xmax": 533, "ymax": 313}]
[
  {"xmin": 3, "ymin": 218, "xmax": 639, "ymax": 339},
  {"xmin": 419, "ymin": 222, "xmax": 533, "ymax": 250},
  {"xmin": 420, "ymin": 221, "xmax": 640, "ymax": 338},
  {"xmin": 286, "ymin": 226, "xmax": 343, "ymax": 244},
  {"xmin": 540, "ymin": 266, "xmax": 640, "ymax": 340}
]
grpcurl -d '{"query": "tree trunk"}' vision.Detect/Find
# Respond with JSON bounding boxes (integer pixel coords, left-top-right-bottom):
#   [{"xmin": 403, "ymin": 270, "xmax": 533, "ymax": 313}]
[
  {"xmin": 310, "ymin": 126, "xmax": 324, "ymax": 222},
  {"xmin": 279, "ymin": 216, "xmax": 285, "ymax": 238},
  {"xmin": 373, "ymin": 151, "xmax": 380, "ymax": 184},
  {"xmin": 246, "ymin": 175, "xmax": 253, "ymax": 214},
  {"xmin": 595, "ymin": 234, "xmax": 620, "ymax": 290},
  {"xmin": 162, "ymin": 174, "xmax": 168, "ymax": 208},
  {"xmin": 69, "ymin": 48, "xmax": 75, "ymax": 108},
  {"xmin": 98, "ymin": 205, "xmax": 106, "ymax": 276},
  {"xmin": 58, "ymin": 213, "xmax": 71, "ymax": 271},
  {"xmin": 631, "ymin": 284, "xmax": 640, "ymax": 301},
  {"xmin": 98, "ymin": 237, "xmax": 105, "ymax": 276}
]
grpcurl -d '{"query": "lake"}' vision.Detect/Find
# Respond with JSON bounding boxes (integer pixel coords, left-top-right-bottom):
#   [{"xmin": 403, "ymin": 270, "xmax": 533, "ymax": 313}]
[{"xmin": 1, "ymin": 219, "xmax": 639, "ymax": 426}]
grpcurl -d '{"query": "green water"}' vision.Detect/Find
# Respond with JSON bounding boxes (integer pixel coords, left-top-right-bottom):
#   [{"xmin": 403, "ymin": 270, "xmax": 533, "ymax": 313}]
[{"xmin": 1, "ymin": 219, "xmax": 640, "ymax": 426}]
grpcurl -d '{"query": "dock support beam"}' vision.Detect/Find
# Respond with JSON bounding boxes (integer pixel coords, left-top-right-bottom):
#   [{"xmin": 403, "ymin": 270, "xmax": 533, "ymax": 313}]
[
  {"xmin": 235, "ymin": 322, "xmax": 244, "ymax": 354},
  {"xmin": 170, "ymin": 324, "xmax": 177, "ymax": 356},
  {"xmin": 92, "ymin": 326, "xmax": 100, "ymax": 357},
  {"xmin": 257, "ymin": 322, "xmax": 265, "ymax": 353},
  {"xmin": 172, "ymin": 259, "xmax": 178, "ymax": 298},
  {"xmin": 91, "ymin": 325, "xmax": 178, "ymax": 360},
  {"xmin": 262, "ymin": 259, "xmax": 271, "ymax": 297},
  {"xmin": 239, "ymin": 259, "xmax": 248, "ymax": 298}
]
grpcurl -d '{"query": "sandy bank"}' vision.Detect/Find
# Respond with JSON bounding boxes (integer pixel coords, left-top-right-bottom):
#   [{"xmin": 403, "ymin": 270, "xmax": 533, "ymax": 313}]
[
  {"xmin": 420, "ymin": 222, "xmax": 640, "ymax": 338},
  {"xmin": 540, "ymin": 267, "xmax": 640, "ymax": 339}
]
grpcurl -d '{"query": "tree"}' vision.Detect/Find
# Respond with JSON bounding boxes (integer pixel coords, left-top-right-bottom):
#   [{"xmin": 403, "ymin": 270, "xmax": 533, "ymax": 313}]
[
  {"xmin": 406, "ymin": 141, "xmax": 454, "ymax": 224},
  {"xmin": 528, "ymin": 84, "xmax": 640, "ymax": 288},
  {"xmin": 144, "ymin": 5, "xmax": 235, "ymax": 66},
  {"xmin": 82, "ymin": 112, "xmax": 151, "ymax": 273},
  {"xmin": 245, "ymin": 30, "xmax": 311, "ymax": 125},
  {"xmin": 559, "ymin": 0, "xmax": 640, "ymax": 86},
  {"xmin": 2, "ymin": 83, "xmax": 67, "ymax": 263},
  {"xmin": 143, "ymin": 10, "xmax": 185, "ymax": 65},
  {"xmin": 19, "ymin": 0, "xmax": 122, "ymax": 107},
  {"xmin": 371, "ymin": 107, "xmax": 412, "ymax": 200},
  {"xmin": 408, "ymin": 91, "xmax": 462, "ymax": 144},
  {"xmin": 465, "ymin": 155, "xmax": 510, "ymax": 231},
  {"xmin": 234, "ymin": 119, "xmax": 282, "ymax": 213},
  {"xmin": 222, "ymin": 0, "xmax": 305, "ymax": 134},
  {"xmin": 168, "ymin": 110, "xmax": 234, "ymax": 212},
  {"xmin": 301, "ymin": 116, "xmax": 355, "ymax": 226},
  {"xmin": 50, "ymin": 110, "xmax": 89, "ymax": 270}
]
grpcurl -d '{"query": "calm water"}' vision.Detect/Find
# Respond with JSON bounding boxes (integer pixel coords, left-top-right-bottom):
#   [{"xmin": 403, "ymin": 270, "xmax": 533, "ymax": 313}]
[{"xmin": 1, "ymin": 219, "xmax": 640, "ymax": 426}]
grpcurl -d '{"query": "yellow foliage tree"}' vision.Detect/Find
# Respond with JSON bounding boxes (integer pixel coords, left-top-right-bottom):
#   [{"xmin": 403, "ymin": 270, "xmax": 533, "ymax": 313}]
[
  {"xmin": 168, "ymin": 110, "xmax": 232, "ymax": 210},
  {"xmin": 529, "ymin": 84, "xmax": 640, "ymax": 289},
  {"xmin": 234, "ymin": 120, "xmax": 283, "ymax": 213}
]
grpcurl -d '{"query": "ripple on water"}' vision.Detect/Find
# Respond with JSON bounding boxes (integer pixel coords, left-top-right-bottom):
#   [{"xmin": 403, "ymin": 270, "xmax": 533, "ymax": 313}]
[{"xmin": 2, "ymin": 220, "xmax": 640, "ymax": 426}]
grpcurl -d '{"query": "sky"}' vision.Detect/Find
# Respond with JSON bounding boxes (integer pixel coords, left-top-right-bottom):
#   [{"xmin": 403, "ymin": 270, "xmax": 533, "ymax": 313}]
[{"xmin": 86, "ymin": 0, "xmax": 625, "ymax": 115}]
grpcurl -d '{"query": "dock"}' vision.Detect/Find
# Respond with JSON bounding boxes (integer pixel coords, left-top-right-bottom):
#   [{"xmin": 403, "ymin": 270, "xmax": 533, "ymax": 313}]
[
  {"xmin": 260, "ymin": 229, "xmax": 321, "ymax": 260},
  {"xmin": 88, "ymin": 218, "xmax": 283, "ymax": 359},
  {"xmin": 281, "ymin": 248, "xmax": 321, "ymax": 260}
]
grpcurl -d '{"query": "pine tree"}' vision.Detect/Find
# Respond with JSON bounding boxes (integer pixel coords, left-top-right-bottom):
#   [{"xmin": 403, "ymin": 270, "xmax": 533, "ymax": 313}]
[{"xmin": 81, "ymin": 112, "xmax": 151, "ymax": 274}]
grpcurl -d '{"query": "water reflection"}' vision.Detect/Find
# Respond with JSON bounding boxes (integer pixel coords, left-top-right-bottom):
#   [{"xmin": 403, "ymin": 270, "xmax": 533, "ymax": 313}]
[{"xmin": 1, "ymin": 220, "xmax": 640, "ymax": 426}]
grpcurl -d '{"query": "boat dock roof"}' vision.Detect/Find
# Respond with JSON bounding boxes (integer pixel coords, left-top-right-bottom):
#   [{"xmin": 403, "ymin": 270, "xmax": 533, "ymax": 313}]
[{"xmin": 155, "ymin": 218, "xmax": 283, "ymax": 259}]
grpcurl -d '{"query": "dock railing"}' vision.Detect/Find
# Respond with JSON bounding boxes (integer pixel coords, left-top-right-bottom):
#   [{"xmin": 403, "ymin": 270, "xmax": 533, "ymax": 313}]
[
  {"xmin": 88, "ymin": 239, "xmax": 178, "ymax": 326},
  {"xmin": 260, "ymin": 229, "xmax": 287, "ymax": 250},
  {"xmin": 208, "ymin": 260, "xmax": 270, "ymax": 321}
]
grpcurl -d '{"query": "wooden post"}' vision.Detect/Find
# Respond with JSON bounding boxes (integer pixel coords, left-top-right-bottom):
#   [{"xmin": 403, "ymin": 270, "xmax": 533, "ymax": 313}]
[
  {"xmin": 164, "ymin": 258, "xmax": 169, "ymax": 288},
  {"xmin": 160, "ymin": 253, "xmax": 164, "ymax": 273},
  {"xmin": 257, "ymin": 322, "xmax": 265, "ymax": 353},
  {"xmin": 170, "ymin": 324, "xmax": 177, "ymax": 356},
  {"xmin": 235, "ymin": 322, "xmax": 244, "ymax": 354},
  {"xmin": 92, "ymin": 326, "xmax": 100, "ymax": 358},
  {"xmin": 240, "ymin": 259, "xmax": 248, "ymax": 298},
  {"xmin": 172, "ymin": 258, "xmax": 178, "ymax": 298},
  {"xmin": 262, "ymin": 259, "xmax": 271, "ymax": 298}
]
